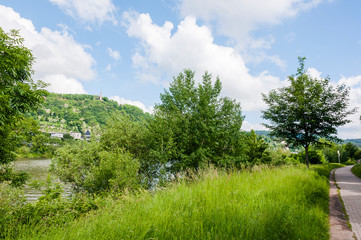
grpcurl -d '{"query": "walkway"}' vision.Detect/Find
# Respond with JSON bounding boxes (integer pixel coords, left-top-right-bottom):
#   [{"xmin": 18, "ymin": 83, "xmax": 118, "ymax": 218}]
[{"xmin": 335, "ymin": 165, "xmax": 361, "ymax": 240}]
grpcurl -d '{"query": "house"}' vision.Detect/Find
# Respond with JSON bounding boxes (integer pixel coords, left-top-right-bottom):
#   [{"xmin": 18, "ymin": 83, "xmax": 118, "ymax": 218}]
[
  {"xmin": 84, "ymin": 130, "xmax": 91, "ymax": 140},
  {"xmin": 50, "ymin": 132, "xmax": 64, "ymax": 138},
  {"xmin": 70, "ymin": 132, "xmax": 82, "ymax": 140}
]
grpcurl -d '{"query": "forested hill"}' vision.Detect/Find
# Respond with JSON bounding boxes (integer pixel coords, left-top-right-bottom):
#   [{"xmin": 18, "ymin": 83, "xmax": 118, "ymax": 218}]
[{"xmin": 28, "ymin": 93, "xmax": 152, "ymax": 135}]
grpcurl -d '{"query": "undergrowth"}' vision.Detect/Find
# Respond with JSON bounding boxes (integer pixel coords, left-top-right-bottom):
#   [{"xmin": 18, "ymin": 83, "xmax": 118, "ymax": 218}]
[{"xmin": 17, "ymin": 164, "xmax": 339, "ymax": 240}]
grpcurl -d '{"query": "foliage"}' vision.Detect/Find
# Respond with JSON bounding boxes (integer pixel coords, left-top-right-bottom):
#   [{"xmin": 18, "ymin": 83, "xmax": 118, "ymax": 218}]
[
  {"xmin": 0, "ymin": 177, "xmax": 109, "ymax": 239},
  {"xmin": 0, "ymin": 165, "xmax": 29, "ymax": 187},
  {"xmin": 241, "ymin": 130, "xmax": 271, "ymax": 165},
  {"xmin": 151, "ymin": 69, "xmax": 244, "ymax": 172},
  {"xmin": 298, "ymin": 148, "xmax": 326, "ymax": 164},
  {"xmin": 351, "ymin": 164, "xmax": 361, "ymax": 178},
  {"xmin": 262, "ymin": 57, "xmax": 356, "ymax": 167},
  {"xmin": 0, "ymin": 28, "xmax": 47, "ymax": 166},
  {"xmin": 51, "ymin": 140, "xmax": 140, "ymax": 194},
  {"xmin": 22, "ymin": 165, "xmax": 339, "ymax": 240},
  {"xmin": 29, "ymin": 93, "xmax": 152, "ymax": 135}
]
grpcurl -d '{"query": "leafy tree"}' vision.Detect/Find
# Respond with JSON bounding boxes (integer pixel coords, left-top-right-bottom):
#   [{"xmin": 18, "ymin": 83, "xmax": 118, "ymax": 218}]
[
  {"xmin": 152, "ymin": 69, "xmax": 244, "ymax": 172},
  {"xmin": 0, "ymin": 28, "xmax": 47, "ymax": 185},
  {"xmin": 262, "ymin": 57, "xmax": 356, "ymax": 168},
  {"xmin": 242, "ymin": 130, "xmax": 271, "ymax": 164}
]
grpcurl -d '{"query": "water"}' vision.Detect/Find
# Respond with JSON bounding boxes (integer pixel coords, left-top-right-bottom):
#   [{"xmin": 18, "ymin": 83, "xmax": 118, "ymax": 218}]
[{"xmin": 14, "ymin": 159, "xmax": 69, "ymax": 202}]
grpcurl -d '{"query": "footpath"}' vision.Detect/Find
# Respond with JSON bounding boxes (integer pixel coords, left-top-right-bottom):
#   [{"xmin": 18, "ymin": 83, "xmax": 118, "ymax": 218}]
[{"xmin": 333, "ymin": 165, "xmax": 361, "ymax": 240}]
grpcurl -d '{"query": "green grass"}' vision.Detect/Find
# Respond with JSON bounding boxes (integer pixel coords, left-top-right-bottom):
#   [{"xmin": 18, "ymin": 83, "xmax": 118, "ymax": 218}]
[
  {"xmin": 351, "ymin": 164, "xmax": 361, "ymax": 178},
  {"xmin": 19, "ymin": 164, "xmax": 338, "ymax": 240}
]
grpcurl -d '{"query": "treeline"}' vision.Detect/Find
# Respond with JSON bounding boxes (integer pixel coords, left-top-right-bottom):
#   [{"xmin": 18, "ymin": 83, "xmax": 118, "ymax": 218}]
[{"xmin": 51, "ymin": 70, "xmax": 361, "ymax": 195}]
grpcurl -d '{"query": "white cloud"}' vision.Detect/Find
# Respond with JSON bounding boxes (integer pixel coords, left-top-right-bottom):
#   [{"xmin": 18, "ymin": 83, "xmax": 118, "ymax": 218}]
[
  {"xmin": 179, "ymin": 0, "xmax": 324, "ymax": 67},
  {"xmin": 332, "ymin": 75, "xmax": 361, "ymax": 139},
  {"xmin": 106, "ymin": 64, "xmax": 112, "ymax": 71},
  {"xmin": 306, "ymin": 67, "xmax": 323, "ymax": 79},
  {"xmin": 123, "ymin": 12, "xmax": 285, "ymax": 111},
  {"xmin": 110, "ymin": 96, "xmax": 153, "ymax": 113},
  {"xmin": 49, "ymin": 0, "xmax": 116, "ymax": 25},
  {"xmin": 43, "ymin": 75, "xmax": 87, "ymax": 94},
  {"xmin": 107, "ymin": 47, "xmax": 121, "ymax": 60},
  {"xmin": 179, "ymin": 0, "xmax": 324, "ymax": 47},
  {"xmin": 0, "ymin": 5, "xmax": 96, "ymax": 94}
]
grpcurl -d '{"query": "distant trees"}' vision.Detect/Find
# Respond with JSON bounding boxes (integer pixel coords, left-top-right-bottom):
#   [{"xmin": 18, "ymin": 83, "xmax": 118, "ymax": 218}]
[{"xmin": 262, "ymin": 57, "xmax": 356, "ymax": 168}]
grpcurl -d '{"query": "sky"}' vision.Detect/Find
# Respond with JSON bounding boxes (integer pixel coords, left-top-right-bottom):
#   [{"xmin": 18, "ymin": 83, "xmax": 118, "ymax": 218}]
[{"xmin": 1, "ymin": 0, "xmax": 361, "ymax": 139}]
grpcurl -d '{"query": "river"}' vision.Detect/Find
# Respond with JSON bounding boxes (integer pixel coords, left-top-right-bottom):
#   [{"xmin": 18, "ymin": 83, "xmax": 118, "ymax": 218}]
[{"xmin": 14, "ymin": 159, "xmax": 69, "ymax": 202}]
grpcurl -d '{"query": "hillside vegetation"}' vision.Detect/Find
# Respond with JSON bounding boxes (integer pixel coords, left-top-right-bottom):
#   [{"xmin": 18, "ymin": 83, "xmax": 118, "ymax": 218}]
[{"xmin": 28, "ymin": 93, "xmax": 151, "ymax": 135}]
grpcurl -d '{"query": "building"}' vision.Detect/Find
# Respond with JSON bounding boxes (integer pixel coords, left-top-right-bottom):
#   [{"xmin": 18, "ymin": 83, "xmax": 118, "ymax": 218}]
[
  {"xmin": 70, "ymin": 132, "xmax": 82, "ymax": 140},
  {"xmin": 84, "ymin": 130, "xmax": 91, "ymax": 140},
  {"xmin": 50, "ymin": 132, "xmax": 64, "ymax": 138}
]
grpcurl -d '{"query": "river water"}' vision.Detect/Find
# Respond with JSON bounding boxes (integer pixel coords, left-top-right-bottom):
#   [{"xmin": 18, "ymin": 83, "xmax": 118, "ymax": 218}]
[{"xmin": 14, "ymin": 159, "xmax": 68, "ymax": 202}]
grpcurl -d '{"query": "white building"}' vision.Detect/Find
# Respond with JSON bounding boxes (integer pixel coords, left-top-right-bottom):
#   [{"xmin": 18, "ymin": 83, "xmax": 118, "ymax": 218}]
[
  {"xmin": 70, "ymin": 132, "xmax": 82, "ymax": 140},
  {"xmin": 50, "ymin": 132, "xmax": 64, "ymax": 138}
]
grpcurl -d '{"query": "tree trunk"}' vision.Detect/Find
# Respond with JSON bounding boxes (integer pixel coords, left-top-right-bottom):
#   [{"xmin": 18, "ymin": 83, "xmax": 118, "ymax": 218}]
[{"xmin": 305, "ymin": 145, "xmax": 309, "ymax": 169}]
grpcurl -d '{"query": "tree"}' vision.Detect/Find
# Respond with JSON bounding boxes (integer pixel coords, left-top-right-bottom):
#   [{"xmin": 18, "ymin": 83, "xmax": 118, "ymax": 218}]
[
  {"xmin": 152, "ymin": 69, "xmax": 244, "ymax": 172},
  {"xmin": 262, "ymin": 57, "xmax": 356, "ymax": 168},
  {"xmin": 0, "ymin": 28, "xmax": 47, "ymax": 184}
]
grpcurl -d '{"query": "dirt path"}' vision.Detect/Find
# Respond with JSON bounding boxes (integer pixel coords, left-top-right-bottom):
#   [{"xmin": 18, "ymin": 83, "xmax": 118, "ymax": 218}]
[{"xmin": 332, "ymin": 165, "xmax": 361, "ymax": 240}]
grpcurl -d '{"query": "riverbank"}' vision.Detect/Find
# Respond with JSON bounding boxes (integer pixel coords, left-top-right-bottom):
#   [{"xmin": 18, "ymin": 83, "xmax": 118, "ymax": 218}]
[{"xmin": 6, "ymin": 164, "xmax": 341, "ymax": 240}]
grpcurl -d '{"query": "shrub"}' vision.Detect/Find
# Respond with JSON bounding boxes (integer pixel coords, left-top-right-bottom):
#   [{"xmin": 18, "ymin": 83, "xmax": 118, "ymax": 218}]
[{"xmin": 51, "ymin": 141, "xmax": 140, "ymax": 194}]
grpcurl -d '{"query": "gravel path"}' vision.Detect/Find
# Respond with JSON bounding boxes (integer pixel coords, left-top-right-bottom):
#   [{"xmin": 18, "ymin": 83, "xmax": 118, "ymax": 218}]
[{"xmin": 335, "ymin": 165, "xmax": 361, "ymax": 240}]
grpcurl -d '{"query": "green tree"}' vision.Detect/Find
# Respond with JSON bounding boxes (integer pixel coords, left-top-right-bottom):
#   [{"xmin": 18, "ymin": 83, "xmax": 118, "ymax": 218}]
[
  {"xmin": 242, "ymin": 130, "xmax": 271, "ymax": 164},
  {"xmin": 0, "ymin": 28, "xmax": 47, "ymax": 163},
  {"xmin": 262, "ymin": 57, "xmax": 356, "ymax": 168},
  {"xmin": 153, "ymin": 69, "xmax": 244, "ymax": 172}
]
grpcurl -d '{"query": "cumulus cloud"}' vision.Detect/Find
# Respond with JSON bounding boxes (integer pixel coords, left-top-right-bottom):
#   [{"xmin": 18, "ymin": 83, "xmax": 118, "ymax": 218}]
[
  {"xmin": 179, "ymin": 0, "xmax": 324, "ymax": 67},
  {"xmin": 49, "ymin": 0, "xmax": 117, "ymax": 25},
  {"xmin": 306, "ymin": 67, "xmax": 323, "ymax": 79},
  {"xmin": 123, "ymin": 12, "xmax": 285, "ymax": 111},
  {"xmin": 107, "ymin": 47, "xmax": 121, "ymax": 60},
  {"xmin": 0, "ymin": 5, "xmax": 96, "ymax": 94},
  {"xmin": 110, "ymin": 96, "xmax": 153, "ymax": 113},
  {"xmin": 43, "ymin": 75, "xmax": 87, "ymax": 94},
  {"xmin": 179, "ymin": 0, "xmax": 323, "ymax": 47}
]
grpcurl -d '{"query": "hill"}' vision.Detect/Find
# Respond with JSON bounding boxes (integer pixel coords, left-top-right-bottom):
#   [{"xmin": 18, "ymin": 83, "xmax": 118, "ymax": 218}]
[
  {"xmin": 344, "ymin": 139, "xmax": 361, "ymax": 148},
  {"xmin": 28, "ymin": 93, "xmax": 151, "ymax": 136}
]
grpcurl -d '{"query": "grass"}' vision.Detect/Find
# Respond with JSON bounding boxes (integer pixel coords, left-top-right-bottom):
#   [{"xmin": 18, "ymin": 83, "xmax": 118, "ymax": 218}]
[
  {"xmin": 351, "ymin": 164, "xmax": 361, "ymax": 178},
  {"xmin": 18, "ymin": 164, "xmax": 340, "ymax": 240}
]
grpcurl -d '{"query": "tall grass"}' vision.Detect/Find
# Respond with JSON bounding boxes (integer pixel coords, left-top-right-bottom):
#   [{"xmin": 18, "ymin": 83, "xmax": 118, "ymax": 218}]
[
  {"xmin": 351, "ymin": 164, "xmax": 361, "ymax": 178},
  {"xmin": 21, "ymin": 165, "xmax": 332, "ymax": 240}
]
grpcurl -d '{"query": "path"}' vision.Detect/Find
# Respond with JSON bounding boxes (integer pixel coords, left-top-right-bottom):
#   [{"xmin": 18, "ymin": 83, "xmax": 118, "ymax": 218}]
[{"xmin": 334, "ymin": 165, "xmax": 361, "ymax": 240}]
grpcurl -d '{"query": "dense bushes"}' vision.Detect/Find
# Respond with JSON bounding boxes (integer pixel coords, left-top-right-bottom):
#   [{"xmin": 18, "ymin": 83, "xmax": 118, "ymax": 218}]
[{"xmin": 51, "ymin": 140, "xmax": 140, "ymax": 194}]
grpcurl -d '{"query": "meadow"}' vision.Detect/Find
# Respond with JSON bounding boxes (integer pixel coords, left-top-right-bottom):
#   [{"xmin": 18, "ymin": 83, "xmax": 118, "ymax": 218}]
[{"xmin": 16, "ymin": 164, "xmax": 342, "ymax": 240}]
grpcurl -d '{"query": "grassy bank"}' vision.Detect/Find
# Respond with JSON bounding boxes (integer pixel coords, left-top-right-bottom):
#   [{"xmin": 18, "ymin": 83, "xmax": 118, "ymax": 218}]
[
  {"xmin": 19, "ymin": 164, "xmax": 338, "ymax": 240},
  {"xmin": 351, "ymin": 164, "xmax": 361, "ymax": 178}
]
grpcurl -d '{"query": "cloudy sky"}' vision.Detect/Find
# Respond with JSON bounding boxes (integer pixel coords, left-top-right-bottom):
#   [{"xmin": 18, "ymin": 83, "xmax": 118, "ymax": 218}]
[{"xmin": 1, "ymin": 0, "xmax": 361, "ymax": 139}]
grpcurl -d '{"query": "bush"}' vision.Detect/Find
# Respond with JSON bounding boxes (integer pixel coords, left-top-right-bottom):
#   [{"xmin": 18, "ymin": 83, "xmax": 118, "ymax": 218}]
[
  {"xmin": 344, "ymin": 158, "xmax": 356, "ymax": 165},
  {"xmin": 298, "ymin": 149, "xmax": 326, "ymax": 164},
  {"xmin": 51, "ymin": 141, "xmax": 140, "ymax": 194}
]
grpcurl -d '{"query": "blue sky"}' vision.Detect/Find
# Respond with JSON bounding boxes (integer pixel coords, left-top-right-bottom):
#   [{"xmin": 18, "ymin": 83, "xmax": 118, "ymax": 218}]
[{"xmin": 1, "ymin": 0, "xmax": 361, "ymax": 139}]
